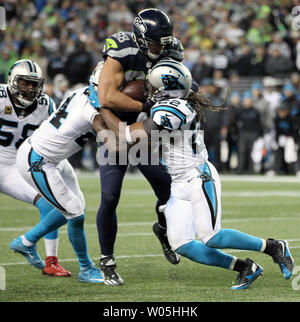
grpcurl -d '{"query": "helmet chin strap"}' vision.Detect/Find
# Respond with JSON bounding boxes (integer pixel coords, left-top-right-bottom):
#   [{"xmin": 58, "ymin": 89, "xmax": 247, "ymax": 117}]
[
  {"xmin": 134, "ymin": 34, "xmax": 161, "ymax": 60},
  {"xmin": 147, "ymin": 50, "xmax": 160, "ymax": 61},
  {"xmin": 13, "ymin": 95, "xmax": 33, "ymax": 109}
]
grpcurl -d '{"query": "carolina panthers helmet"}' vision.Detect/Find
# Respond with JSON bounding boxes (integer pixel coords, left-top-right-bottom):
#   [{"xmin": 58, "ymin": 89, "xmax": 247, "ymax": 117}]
[
  {"xmin": 89, "ymin": 61, "xmax": 104, "ymax": 87},
  {"xmin": 145, "ymin": 58, "xmax": 192, "ymax": 99},
  {"xmin": 133, "ymin": 8, "xmax": 174, "ymax": 60},
  {"xmin": 7, "ymin": 59, "xmax": 44, "ymax": 109}
]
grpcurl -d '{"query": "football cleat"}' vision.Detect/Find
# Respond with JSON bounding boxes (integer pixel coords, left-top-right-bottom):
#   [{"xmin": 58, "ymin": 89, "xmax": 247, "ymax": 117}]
[
  {"xmin": 10, "ymin": 236, "xmax": 45, "ymax": 269},
  {"xmin": 231, "ymin": 258, "xmax": 263, "ymax": 290},
  {"xmin": 153, "ymin": 222, "xmax": 180, "ymax": 265},
  {"xmin": 42, "ymin": 256, "xmax": 72, "ymax": 277},
  {"xmin": 100, "ymin": 256, "xmax": 124, "ymax": 286},
  {"xmin": 78, "ymin": 263, "xmax": 104, "ymax": 283},
  {"xmin": 269, "ymin": 239, "xmax": 294, "ymax": 279}
]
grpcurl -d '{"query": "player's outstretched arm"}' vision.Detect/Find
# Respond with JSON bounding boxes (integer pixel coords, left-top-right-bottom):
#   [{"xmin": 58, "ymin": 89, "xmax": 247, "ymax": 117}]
[
  {"xmin": 92, "ymin": 113, "xmax": 109, "ymax": 134},
  {"xmin": 98, "ymin": 57, "xmax": 143, "ymax": 113},
  {"xmin": 98, "ymin": 108, "xmax": 148, "ymax": 148}
]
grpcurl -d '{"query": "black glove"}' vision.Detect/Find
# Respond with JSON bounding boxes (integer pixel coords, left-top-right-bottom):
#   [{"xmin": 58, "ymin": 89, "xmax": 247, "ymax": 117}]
[{"xmin": 142, "ymin": 97, "xmax": 156, "ymax": 113}]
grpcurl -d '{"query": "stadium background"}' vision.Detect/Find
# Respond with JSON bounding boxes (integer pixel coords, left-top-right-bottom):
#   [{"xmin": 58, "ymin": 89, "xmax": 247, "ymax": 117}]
[
  {"xmin": 1, "ymin": 0, "xmax": 300, "ymax": 304},
  {"xmin": 1, "ymin": 0, "xmax": 300, "ymax": 176}
]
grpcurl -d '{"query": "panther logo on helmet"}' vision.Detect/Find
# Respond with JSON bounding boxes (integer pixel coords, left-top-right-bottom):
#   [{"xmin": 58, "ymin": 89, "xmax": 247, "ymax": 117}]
[
  {"xmin": 161, "ymin": 74, "xmax": 185, "ymax": 90},
  {"xmin": 146, "ymin": 58, "xmax": 192, "ymax": 99}
]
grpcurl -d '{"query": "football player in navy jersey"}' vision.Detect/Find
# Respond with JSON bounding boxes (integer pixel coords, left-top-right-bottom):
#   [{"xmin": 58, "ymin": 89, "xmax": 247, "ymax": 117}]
[
  {"xmin": 96, "ymin": 59, "xmax": 294, "ymax": 290},
  {"xmin": 96, "ymin": 8, "xmax": 187, "ymax": 286}
]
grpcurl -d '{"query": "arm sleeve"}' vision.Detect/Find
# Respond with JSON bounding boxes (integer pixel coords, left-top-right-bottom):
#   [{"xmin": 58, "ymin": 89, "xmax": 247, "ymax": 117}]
[
  {"xmin": 143, "ymin": 117, "xmax": 160, "ymax": 135},
  {"xmin": 84, "ymin": 102, "xmax": 100, "ymax": 125}
]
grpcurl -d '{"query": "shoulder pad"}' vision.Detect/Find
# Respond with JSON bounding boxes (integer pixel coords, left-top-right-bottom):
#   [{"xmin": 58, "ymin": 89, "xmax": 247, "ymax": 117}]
[
  {"xmin": 161, "ymin": 38, "xmax": 184, "ymax": 62},
  {"xmin": 150, "ymin": 99, "xmax": 188, "ymax": 130},
  {"xmin": 0, "ymin": 85, "xmax": 8, "ymax": 115},
  {"xmin": 0, "ymin": 85, "xmax": 12, "ymax": 115},
  {"xmin": 103, "ymin": 32, "xmax": 138, "ymax": 59},
  {"xmin": 37, "ymin": 94, "xmax": 57, "ymax": 115},
  {"xmin": 0, "ymin": 84, "xmax": 9, "ymax": 100}
]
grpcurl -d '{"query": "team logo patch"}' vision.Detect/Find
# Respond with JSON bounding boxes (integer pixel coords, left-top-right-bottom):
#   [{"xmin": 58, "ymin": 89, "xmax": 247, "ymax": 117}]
[
  {"xmin": 28, "ymin": 160, "xmax": 45, "ymax": 172},
  {"xmin": 5, "ymin": 106, "xmax": 12, "ymax": 114},
  {"xmin": 105, "ymin": 38, "xmax": 118, "ymax": 50},
  {"xmin": 134, "ymin": 16, "xmax": 147, "ymax": 34},
  {"xmin": 160, "ymin": 115, "xmax": 173, "ymax": 129}
]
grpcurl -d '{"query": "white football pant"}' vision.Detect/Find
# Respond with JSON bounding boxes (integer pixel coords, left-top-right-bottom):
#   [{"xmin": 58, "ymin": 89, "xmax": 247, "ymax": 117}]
[
  {"xmin": 165, "ymin": 161, "xmax": 222, "ymax": 251},
  {"xmin": 0, "ymin": 161, "xmax": 37, "ymax": 204},
  {"xmin": 16, "ymin": 139, "xmax": 85, "ymax": 219}
]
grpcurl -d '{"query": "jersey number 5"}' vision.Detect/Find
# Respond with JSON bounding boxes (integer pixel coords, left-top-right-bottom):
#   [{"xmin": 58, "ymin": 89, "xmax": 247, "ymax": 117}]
[{"xmin": 0, "ymin": 118, "xmax": 39, "ymax": 148}]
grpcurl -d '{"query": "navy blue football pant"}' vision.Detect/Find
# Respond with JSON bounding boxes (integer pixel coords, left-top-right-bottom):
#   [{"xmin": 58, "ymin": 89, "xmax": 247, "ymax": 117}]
[{"xmin": 96, "ymin": 163, "xmax": 171, "ymax": 256}]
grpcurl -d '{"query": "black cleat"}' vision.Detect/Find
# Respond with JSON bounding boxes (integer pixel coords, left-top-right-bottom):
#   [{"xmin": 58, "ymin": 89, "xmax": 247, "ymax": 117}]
[
  {"xmin": 267, "ymin": 239, "xmax": 294, "ymax": 279},
  {"xmin": 231, "ymin": 258, "xmax": 263, "ymax": 290},
  {"xmin": 153, "ymin": 222, "xmax": 180, "ymax": 265},
  {"xmin": 100, "ymin": 256, "xmax": 124, "ymax": 286}
]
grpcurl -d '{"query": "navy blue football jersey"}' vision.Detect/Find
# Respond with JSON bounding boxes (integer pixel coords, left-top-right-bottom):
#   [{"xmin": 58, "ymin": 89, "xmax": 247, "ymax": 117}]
[
  {"xmin": 103, "ymin": 32, "xmax": 184, "ymax": 83},
  {"xmin": 102, "ymin": 31, "xmax": 185, "ymax": 124}
]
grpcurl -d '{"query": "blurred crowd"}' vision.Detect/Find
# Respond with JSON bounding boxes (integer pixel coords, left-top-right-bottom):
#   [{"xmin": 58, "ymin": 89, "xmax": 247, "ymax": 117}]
[{"xmin": 1, "ymin": 0, "xmax": 300, "ymax": 175}]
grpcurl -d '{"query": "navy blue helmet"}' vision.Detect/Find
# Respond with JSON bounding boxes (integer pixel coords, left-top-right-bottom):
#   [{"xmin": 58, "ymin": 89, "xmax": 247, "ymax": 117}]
[{"xmin": 133, "ymin": 8, "xmax": 174, "ymax": 60}]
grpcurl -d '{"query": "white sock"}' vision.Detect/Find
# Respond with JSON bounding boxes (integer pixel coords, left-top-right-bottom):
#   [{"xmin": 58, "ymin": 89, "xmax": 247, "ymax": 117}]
[
  {"xmin": 21, "ymin": 235, "xmax": 34, "ymax": 247},
  {"xmin": 259, "ymin": 239, "xmax": 267, "ymax": 252},
  {"xmin": 44, "ymin": 239, "xmax": 58, "ymax": 257},
  {"xmin": 229, "ymin": 256, "xmax": 238, "ymax": 270},
  {"xmin": 101, "ymin": 254, "xmax": 113, "ymax": 259}
]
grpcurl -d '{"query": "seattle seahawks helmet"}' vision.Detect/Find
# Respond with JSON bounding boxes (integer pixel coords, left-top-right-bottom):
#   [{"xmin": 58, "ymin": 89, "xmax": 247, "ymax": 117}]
[
  {"xmin": 145, "ymin": 58, "xmax": 192, "ymax": 99},
  {"xmin": 89, "ymin": 61, "xmax": 104, "ymax": 87},
  {"xmin": 133, "ymin": 8, "xmax": 174, "ymax": 60},
  {"xmin": 7, "ymin": 59, "xmax": 44, "ymax": 109}
]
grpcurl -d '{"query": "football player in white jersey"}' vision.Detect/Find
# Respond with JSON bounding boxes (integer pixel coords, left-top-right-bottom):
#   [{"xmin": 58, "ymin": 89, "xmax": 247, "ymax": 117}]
[
  {"xmin": 1, "ymin": 59, "xmax": 71, "ymax": 277},
  {"xmin": 96, "ymin": 59, "xmax": 294, "ymax": 290},
  {"xmin": 10, "ymin": 62, "xmax": 107, "ymax": 283}
]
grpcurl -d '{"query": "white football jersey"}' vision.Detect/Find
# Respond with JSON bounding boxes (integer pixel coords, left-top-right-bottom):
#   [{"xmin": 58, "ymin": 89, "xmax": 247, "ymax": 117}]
[
  {"xmin": 150, "ymin": 98, "xmax": 208, "ymax": 181},
  {"xmin": 0, "ymin": 84, "xmax": 56, "ymax": 165},
  {"xmin": 30, "ymin": 87, "xmax": 99, "ymax": 162}
]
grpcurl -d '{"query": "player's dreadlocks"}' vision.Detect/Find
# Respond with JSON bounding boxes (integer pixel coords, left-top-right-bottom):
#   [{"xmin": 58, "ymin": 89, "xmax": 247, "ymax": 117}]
[{"xmin": 187, "ymin": 88, "xmax": 230, "ymax": 123}]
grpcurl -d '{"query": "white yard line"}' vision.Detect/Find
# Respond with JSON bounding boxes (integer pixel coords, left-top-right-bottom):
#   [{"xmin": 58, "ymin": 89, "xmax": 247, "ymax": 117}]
[
  {"xmin": 1, "ymin": 174, "xmax": 299, "ymax": 267},
  {"xmin": 77, "ymin": 172, "xmax": 300, "ymax": 183},
  {"xmin": 0, "ymin": 254, "xmax": 164, "ymax": 266},
  {"xmin": 1, "ymin": 244, "xmax": 300, "ymax": 267},
  {"xmin": 1, "ymin": 216, "xmax": 300, "ymax": 233},
  {"xmin": 102, "ymin": 189, "xmax": 300, "ymax": 197}
]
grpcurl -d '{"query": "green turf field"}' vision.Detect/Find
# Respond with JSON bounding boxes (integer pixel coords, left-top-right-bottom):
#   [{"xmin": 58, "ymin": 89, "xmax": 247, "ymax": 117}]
[{"xmin": 0, "ymin": 173, "xmax": 300, "ymax": 302}]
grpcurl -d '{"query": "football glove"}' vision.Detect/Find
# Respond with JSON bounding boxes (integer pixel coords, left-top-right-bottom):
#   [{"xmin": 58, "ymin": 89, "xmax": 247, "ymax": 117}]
[
  {"xmin": 142, "ymin": 96, "xmax": 157, "ymax": 113},
  {"xmin": 88, "ymin": 83, "xmax": 101, "ymax": 109}
]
